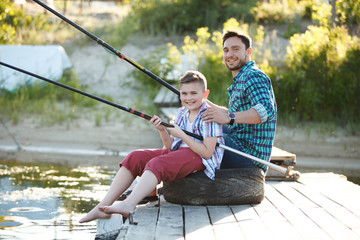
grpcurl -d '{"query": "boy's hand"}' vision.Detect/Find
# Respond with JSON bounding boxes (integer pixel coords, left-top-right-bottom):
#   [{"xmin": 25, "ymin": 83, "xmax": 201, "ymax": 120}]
[
  {"xmin": 149, "ymin": 115, "xmax": 166, "ymax": 131},
  {"xmin": 166, "ymin": 124, "xmax": 185, "ymax": 139}
]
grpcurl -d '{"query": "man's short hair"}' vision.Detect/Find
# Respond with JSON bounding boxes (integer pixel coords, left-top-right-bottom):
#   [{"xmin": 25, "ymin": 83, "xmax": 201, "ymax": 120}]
[
  {"xmin": 222, "ymin": 29, "xmax": 252, "ymax": 49},
  {"xmin": 179, "ymin": 70, "xmax": 207, "ymax": 91}
]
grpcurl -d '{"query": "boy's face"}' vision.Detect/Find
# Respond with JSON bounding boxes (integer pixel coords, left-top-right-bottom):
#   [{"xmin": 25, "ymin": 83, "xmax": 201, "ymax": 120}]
[{"xmin": 179, "ymin": 81, "xmax": 209, "ymax": 113}]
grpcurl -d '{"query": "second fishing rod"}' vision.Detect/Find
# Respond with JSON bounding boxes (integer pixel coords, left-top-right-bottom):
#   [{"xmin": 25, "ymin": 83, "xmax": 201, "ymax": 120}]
[
  {"xmin": 0, "ymin": 62, "xmax": 288, "ymax": 174},
  {"xmin": 31, "ymin": 0, "xmax": 180, "ymax": 96}
]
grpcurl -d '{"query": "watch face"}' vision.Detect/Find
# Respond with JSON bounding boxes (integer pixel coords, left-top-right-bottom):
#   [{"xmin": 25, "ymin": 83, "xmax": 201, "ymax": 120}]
[{"xmin": 229, "ymin": 112, "xmax": 235, "ymax": 118}]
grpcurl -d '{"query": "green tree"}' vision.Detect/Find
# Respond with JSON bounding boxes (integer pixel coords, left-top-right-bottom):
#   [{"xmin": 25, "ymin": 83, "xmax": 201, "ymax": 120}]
[
  {"xmin": 0, "ymin": 0, "xmax": 51, "ymax": 44},
  {"xmin": 275, "ymin": 25, "xmax": 360, "ymax": 123}
]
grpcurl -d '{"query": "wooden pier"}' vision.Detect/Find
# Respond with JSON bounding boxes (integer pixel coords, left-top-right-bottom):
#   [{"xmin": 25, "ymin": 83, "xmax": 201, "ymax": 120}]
[{"xmin": 96, "ymin": 172, "xmax": 360, "ymax": 240}]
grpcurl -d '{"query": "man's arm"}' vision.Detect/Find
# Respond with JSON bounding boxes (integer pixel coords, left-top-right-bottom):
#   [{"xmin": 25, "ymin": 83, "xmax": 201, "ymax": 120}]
[{"xmin": 202, "ymin": 99, "xmax": 261, "ymax": 124}]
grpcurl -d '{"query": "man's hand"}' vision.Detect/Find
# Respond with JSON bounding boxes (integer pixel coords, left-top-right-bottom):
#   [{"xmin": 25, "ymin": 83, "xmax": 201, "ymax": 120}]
[{"xmin": 202, "ymin": 103, "xmax": 229, "ymax": 124}]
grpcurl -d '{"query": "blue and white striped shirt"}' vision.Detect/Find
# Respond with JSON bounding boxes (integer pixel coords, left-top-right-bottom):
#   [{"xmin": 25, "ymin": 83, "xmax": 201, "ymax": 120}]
[{"xmin": 171, "ymin": 101, "xmax": 224, "ymax": 180}]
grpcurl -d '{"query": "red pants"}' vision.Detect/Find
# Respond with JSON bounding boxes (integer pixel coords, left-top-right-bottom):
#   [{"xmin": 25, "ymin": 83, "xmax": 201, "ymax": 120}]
[{"xmin": 120, "ymin": 148, "xmax": 205, "ymax": 183}]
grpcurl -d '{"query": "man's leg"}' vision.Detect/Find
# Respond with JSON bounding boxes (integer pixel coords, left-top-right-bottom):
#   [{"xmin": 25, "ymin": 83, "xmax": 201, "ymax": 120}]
[{"xmin": 221, "ymin": 125, "xmax": 257, "ymax": 169}]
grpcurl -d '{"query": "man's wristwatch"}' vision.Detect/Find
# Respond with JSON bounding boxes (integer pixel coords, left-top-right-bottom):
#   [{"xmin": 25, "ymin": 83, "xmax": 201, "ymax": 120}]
[{"xmin": 228, "ymin": 111, "xmax": 235, "ymax": 125}]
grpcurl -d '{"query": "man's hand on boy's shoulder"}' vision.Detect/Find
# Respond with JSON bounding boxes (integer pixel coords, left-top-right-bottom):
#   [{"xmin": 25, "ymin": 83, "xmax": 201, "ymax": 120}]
[{"xmin": 202, "ymin": 104, "xmax": 229, "ymax": 124}]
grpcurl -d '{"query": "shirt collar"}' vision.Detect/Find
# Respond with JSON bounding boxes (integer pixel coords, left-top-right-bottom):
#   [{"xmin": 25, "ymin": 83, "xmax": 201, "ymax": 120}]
[
  {"xmin": 181, "ymin": 101, "xmax": 208, "ymax": 118},
  {"xmin": 233, "ymin": 60, "xmax": 255, "ymax": 81}
]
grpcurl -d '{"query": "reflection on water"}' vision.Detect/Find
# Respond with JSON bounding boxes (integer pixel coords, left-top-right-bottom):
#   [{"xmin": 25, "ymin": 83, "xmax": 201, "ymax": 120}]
[{"xmin": 0, "ymin": 160, "xmax": 116, "ymax": 239}]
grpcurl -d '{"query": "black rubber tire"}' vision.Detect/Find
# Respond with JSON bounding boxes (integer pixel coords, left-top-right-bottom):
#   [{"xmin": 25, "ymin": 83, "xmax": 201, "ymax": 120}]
[{"xmin": 163, "ymin": 168, "xmax": 265, "ymax": 206}]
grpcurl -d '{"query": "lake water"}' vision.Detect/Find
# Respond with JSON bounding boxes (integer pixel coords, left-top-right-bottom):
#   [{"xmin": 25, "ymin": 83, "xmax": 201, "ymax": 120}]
[
  {"xmin": 0, "ymin": 160, "xmax": 117, "ymax": 239},
  {"xmin": 1, "ymin": 159, "xmax": 359, "ymax": 239}
]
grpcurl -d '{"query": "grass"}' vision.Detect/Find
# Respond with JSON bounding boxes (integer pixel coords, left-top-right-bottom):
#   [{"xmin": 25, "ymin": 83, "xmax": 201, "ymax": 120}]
[
  {"xmin": 278, "ymin": 115, "xmax": 360, "ymax": 137},
  {"xmin": 0, "ymin": 69, "xmax": 97, "ymax": 126}
]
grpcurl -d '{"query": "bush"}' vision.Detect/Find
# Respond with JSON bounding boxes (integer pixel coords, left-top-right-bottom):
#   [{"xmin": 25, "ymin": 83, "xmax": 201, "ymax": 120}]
[
  {"xmin": 129, "ymin": 18, "xmax": 278, "ymax": 107},
  {"xmin": 125, "ymin": 0, "xmax": 257, "ymax": 35},
  {"xmin": 251, "ymin": 0, "xmax": 308, "ymax": 24},
  {"xmin": 275, "ymin": 25, "xmax": 360, "ymax": 123},
  {"xmin": 0, "ymin": 0, "xmax": 52, "ymax": 44},
  {"xmin": 128, "ymin": 45, "xmax": 179, "ymax": 100},
  {"xmin": 336, "ymin": 0, "xmax": 360, "ymax": 27}
]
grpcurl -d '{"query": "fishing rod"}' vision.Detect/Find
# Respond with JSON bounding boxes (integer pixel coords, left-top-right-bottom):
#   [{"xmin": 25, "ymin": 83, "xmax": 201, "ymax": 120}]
[
  {"xmin": 31, "ymin": 0, "xmax": 180, "ymax": 96},
  {"xmin": 0, "ymin": 62, "xmax": 287, "ymax": 174}
]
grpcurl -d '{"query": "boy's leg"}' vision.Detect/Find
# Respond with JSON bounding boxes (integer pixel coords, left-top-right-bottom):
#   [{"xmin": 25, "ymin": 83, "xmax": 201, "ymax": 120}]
[
  {"xmin": 100, "ymin": 170, "xmax": 158, "ymax": 215},
  {"xmin": 79, "ymin": 166, "xmax": 134, "ymax": 223},
  {"xmin": 100, "ymin": 148, "xmax": 204, "ymax": 215},
  {"xmin": 144, "ymin": 147, "xmax": 205, "ymax": 182},
  {"xmin": 80, "ymin": 148, "xmax": 171, "ymax": 223}
]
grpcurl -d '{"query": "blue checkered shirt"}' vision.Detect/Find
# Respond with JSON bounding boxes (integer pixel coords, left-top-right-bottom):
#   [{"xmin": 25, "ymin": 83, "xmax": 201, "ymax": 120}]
[{"xmin": 227, "ymin": 61, "xmax": 277, "ymax": 170}]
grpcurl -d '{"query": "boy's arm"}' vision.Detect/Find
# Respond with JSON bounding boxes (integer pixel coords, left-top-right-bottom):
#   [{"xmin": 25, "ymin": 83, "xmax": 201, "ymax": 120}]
[
  {"xmin": 149, "ymin": 116, "xmax": 173, "ymax": 149},
  {"xmin": 167, "ymin": 124, "xmax": 217, "ymax": 159},
  {"xmin": 158, "ymin": 129, "xmax": 173, "ymax": 149}
]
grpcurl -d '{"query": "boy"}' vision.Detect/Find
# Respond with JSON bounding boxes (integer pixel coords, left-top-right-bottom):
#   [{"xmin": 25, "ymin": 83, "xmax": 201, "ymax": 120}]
[{"xmin": 79, "ymin": 70, "xmax": 224, "ymax": 223}]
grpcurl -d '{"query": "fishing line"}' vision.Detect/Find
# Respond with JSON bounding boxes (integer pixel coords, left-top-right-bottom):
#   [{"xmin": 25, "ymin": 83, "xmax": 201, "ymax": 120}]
[{"xmin": 0, "ymin": 118, "xmax": 22, "ymax": 151}]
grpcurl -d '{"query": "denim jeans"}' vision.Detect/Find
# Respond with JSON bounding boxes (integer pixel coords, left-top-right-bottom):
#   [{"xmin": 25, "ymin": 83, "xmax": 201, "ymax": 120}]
[{"xmin": 221, "ymin": 125, "xmax": 258, "ymax": 169}]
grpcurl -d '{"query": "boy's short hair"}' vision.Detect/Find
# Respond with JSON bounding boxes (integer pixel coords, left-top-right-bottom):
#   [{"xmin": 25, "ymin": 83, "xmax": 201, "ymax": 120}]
[
  {"xmin": 222, "ymin": 29, "xmax": 252, "ymax": 49},
  {"xmin": 179, "ymin": 70, "xmax": 207, "ymax": 91}
]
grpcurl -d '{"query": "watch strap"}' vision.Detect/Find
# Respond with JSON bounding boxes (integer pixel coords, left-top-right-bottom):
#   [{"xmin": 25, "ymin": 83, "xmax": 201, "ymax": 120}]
[{"xmin": 229, "ymin": 118, "xmax": 235, "ymax": 125}]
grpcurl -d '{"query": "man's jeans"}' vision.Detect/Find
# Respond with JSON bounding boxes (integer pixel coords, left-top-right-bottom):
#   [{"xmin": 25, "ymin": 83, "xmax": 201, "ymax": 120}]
[{"xmin": 221, "ymin": 125, "xmax": 258, "ymax": 169}]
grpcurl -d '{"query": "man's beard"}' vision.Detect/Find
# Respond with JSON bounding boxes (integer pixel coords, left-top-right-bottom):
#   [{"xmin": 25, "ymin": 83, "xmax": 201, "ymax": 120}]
[{"xmin": 225, "ymin": 58, "xmax": 246, "ymax": 71}]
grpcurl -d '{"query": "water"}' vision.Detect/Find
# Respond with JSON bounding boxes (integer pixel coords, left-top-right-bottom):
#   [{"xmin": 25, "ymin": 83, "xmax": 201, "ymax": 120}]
[
  {"xmin": 1, "ymin": 159, "xmax": 359, "ymax": 239},
  {"xmin": 0, "ymin": 160, "xmax": 117, "ymax": 239}
]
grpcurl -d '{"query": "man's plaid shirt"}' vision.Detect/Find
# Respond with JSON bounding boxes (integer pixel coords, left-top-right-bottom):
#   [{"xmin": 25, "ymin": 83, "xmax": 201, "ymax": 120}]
[{"xmin": 227, "ymin": 61, "xmax": 277, "ymax": 171}]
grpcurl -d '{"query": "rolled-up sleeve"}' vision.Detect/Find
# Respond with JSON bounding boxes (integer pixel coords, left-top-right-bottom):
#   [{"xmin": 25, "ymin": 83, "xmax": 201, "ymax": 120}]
[
  {"xmin": 245, "ymin": 72, "xmax": 276, "ymax": 123},
  {"xmin": 252, "ymin": 103, "xmax": 268, "ymax": 123}
]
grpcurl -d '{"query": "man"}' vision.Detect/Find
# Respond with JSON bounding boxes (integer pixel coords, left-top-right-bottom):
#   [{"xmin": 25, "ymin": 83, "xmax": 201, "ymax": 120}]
[{"xmin": 202, "ymin": 29, "xmax": 277, "ymax": 173}]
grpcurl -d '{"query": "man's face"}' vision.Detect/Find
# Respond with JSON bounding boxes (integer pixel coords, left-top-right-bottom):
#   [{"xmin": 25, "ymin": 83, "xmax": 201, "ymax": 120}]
[{"xmin": 223, "ymin": 36, "xmax": 251, "ymax": 73}]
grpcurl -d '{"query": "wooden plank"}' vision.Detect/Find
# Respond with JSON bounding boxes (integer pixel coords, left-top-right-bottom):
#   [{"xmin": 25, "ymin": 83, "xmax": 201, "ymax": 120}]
[
  {"xmin": 271, "ymin": 180, "xmax": 360, "ymax": 240},
  {"xmin": 289, "ymin": 181, "xmax": 360, "ymax": 238},
  {"xmin": 118, "ymin": 203, "xmax": 159, "ymax": 240},
  {"xmin": 154, "ymin": 87, "xmax": 167, "ymax": 104},
  {"xmin": 267, "ymin": 182, "xmax": 332, "ymax": 239},
  {"xmin": 154, "ymin": 87, "xmax": 180, "ymax": 107},
  {"xmin": 271, "ymin": 147, "xmax": 296, "ymax": 162},
  {"xmin": 159, "ymin": 107, "xmax": 177, "ymax": 122},
  {"xmin": 267, "ymin": 147, "xmax": 297, "ymax": 180},
  {"xmin": 97, "ymin": 214, "xmax": 123, "ymax": 235},
  {"xmin": 154, "ymin": 197, "xmax": 184, "ymax": 240},
  {"xmin": 231, "ymin": 204, "xmax": 275, "ymax": 240},
  {"xmin": 207, "ymin": 206, "xmax": 245, "ymax": 240},
  {"xmin": 253, "ymin": 192, "xmax": 303, "ymax": 240},
  {"xmin": 183, "ymin": 206, "xmax": 215, "ymax": 240},
  {"xmin": 301, "ymin": 207, "xmax": 360, "ymax": 240},
  {"xmin": 298, "ymin": 173, "xmax": 360, "ymax": 218}
]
